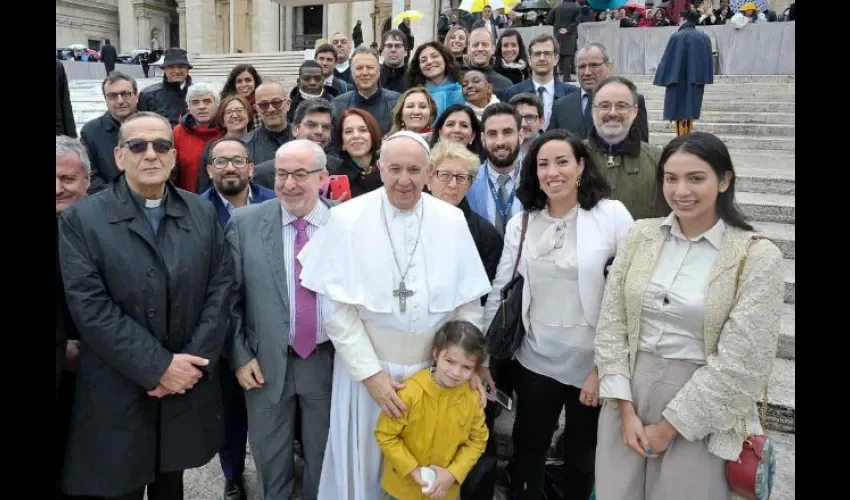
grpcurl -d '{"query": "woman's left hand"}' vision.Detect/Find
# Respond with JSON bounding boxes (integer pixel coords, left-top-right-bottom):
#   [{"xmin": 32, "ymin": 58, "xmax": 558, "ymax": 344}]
[
  {"xmin": 468, "ymin": 367, "xmax": 492, "ymax": 408},
  {"xmin": 579, "ymin": 368, "xmax": 600, "ymax": 407},
  {"xmin": 643, "ymin": 419, "xmax": 678, "ymax": 456},
  {"xmin": 427, "ymin": 465, "xmax": 457, "ymax": 499}
]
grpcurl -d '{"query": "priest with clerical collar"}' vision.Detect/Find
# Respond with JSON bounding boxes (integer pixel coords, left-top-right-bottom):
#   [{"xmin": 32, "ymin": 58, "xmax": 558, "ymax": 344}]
[
  {"xmin": 57, "ymin": 111, "xmax": 234, "ymax": 499},
  {"xmin": 297, "ymin": 131, "xmax": 492, "ymax": 500}
]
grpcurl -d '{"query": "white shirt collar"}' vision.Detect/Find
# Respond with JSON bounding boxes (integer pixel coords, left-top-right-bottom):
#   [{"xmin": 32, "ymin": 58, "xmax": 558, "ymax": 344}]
[
  {"xmin": 336, "ymin": 60, "xmax": 350, "ymax": 73},
  {"xmin": 216, "ymin": 184, "xmax": 254, "ymax": 210},
  {"xmin": 533, "ymin": 78, "xmax": 556, "ymax": 96},
  {"xmin": 661, "ymin": 213, "xmax": 727, "ymax": 250},
  {"xmin": 280, "ymin": 198, "xmax": 326, "ymax": 228}
]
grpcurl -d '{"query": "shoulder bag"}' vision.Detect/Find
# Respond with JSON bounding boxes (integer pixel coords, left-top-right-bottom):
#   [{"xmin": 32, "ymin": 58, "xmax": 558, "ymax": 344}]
[
  {"xmin": 487, "ymin": 211, "xmax": 530, "ymax": 361},
  {"xmin": 726, "ymin": 235, "xmax": 776, "ymax": 500}
]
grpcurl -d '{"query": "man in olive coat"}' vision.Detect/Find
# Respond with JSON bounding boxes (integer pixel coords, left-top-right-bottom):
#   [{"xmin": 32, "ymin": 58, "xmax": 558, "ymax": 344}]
[{"xmin": 58, "ymin": 111, "xmax": 234, "ymax": 500}]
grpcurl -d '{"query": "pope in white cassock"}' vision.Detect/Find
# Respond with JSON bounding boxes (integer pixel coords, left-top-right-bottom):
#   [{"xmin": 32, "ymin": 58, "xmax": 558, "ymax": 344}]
[{"xmin": 297, "ymin": 131, "xmax": 492, "ymax": 500}]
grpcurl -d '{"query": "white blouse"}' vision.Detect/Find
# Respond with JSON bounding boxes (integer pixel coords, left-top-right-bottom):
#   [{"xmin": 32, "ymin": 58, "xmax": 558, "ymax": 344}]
[{"xmin": 599, "ymin": 215, "xmax": 727, "ymax": 402}]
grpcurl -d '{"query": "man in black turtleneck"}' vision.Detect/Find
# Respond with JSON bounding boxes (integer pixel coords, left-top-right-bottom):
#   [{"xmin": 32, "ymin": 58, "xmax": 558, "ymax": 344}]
[
  {"xmin": 245, "ymin": 82, "xmax": 294, "ymax": 164},
  {"xmin": 465, "ymin": 27, "xmax": 514, "ymax": 99},
  {"xmin": 138, "ymin": 48, "xmax": 193, "ymax": 127},
  {"xmin": 379, "ymin": 29, "xmax": 408, "ymax": 94},
  {"xmin": 329, "ymin": 46, "xmax": 401, "ymax": 146}
]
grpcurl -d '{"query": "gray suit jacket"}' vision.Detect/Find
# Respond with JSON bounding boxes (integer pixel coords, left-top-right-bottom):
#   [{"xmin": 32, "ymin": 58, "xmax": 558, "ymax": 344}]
[
  {"xmin": 225, "ymin": 197, "xmax": 334, "ymax": 403},
  {"xmin": 548, "ymin": 90, "xmax": 650, "ymax": 143}
]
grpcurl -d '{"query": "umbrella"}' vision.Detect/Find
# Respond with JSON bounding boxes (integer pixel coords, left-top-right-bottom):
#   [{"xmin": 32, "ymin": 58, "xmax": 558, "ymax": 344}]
[
  {"xmin": 587, "ymin": 0, "xmax": 629, "ymax": 10},
  {"xmin": 392, "ymin": 10, "xmax": 424, "ymax": 25},
  {"xmin": 624, "ymin": 2, "xmax": 647, "ymax": 12},
  {"xmin": 458, "ymin": 0, "xmax": 486, "ymax": 12},
  {"xmin": 730, "ymin": 0, "xmax": 768, "ymax": 11},
  {"xmin": 131, "ymin": 48, "xmax": 151, "ymax": 56},
  {"xmin": 513, "ymin": 0, "xmax": 554, "ymax": 12},
  {"xmin": 68, "ymin": 43, "xmax": 87, "ymax": 51},
  {"xmin": 504, "ymin": 0, "xmax": 522, "ymax": 14}
]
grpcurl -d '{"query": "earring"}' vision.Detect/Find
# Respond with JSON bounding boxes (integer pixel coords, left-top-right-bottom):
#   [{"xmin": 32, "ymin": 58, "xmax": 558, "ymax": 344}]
[{"xmin": 576, "ymin": 176, "xmax": 582, "ymax": 187}]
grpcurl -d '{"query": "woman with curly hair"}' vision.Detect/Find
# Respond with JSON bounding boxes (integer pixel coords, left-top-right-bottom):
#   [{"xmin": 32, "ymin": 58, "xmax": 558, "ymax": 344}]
[{"xmin": 406, "ymin": 41, "xmax": 466, "ymax": 122}]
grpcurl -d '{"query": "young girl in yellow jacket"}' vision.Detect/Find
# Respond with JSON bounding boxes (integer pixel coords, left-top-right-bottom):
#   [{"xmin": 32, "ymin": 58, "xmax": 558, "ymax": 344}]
[{"xmin": 375, "ymin": 321, "xmax": 490, "ymax": 500}]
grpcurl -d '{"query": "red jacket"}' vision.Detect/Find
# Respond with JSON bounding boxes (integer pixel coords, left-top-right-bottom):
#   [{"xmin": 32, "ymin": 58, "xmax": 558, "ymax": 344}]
[{"xmin": 173, "ymin": 114, "xmax": 223, "ymax": 191}]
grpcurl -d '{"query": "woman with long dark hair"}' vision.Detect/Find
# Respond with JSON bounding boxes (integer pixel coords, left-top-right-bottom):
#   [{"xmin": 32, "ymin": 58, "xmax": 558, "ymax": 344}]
[
  {"xmin": 407, "ymin": 41, "xmax": 466, "ymax": 122},
  {"xmin": 429, "ymin": 104, "xmax": 484, "ymax": 158},
  {"xmin": 220, "ymin": 64, "xmax": 263, "ymax": 129},
  {"xmin": 493, "ymin": 29, "xmax": 531, "ymax": 84},
  {"xmin": 595, "ymin": 132, "xmax": 784, "ymax": 500},
  {"xmin": 483, "ymin": 130, "xmax": 634, "ymax": 500}
]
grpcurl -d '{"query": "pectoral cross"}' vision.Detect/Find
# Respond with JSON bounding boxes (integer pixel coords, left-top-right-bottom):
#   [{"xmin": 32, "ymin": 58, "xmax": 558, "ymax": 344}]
[{"xmin": 393, "ymin": 280, "xmax": 415, "ymax": 313}]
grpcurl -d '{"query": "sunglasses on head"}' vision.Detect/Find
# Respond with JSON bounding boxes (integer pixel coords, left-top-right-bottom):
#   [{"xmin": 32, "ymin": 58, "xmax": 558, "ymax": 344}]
[
  {"xmin": 123, "ymin": 138, "xmax": 174, "ymax": 154},
  {"xmin": 256, "ymin": 98, "xmax": 285, "ymax": 112}
]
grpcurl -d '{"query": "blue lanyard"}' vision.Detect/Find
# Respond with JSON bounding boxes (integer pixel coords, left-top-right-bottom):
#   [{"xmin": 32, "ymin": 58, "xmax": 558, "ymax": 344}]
[{"xmin": 485, "ymin": 161, "xmax": 519, "ymax": 223}]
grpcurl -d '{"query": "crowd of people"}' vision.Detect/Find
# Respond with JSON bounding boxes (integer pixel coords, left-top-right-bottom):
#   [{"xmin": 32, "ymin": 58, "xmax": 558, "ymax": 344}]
[{"xmin": 56, "ymin": 2, "xmax": 786, "ymax": 500}]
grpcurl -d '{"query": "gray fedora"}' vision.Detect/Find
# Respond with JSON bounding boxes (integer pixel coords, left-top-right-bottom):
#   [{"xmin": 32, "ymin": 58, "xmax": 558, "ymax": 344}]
[{"xmin": 161, "ymin": 48, "xmax": 192, "ymax": 69}]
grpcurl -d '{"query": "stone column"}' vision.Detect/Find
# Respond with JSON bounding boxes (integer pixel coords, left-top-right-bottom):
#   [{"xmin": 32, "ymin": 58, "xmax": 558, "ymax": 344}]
[
  {"xmin": 136, "ymin": 9, "xmax": 152, "ymax": 50},
  {"xmin": 185, "ymin": 0, "xmax": 216, "ymax": 54},
  {"xmin": 327, "ymin": 3, "xmax": 350, "ymax": 43},
  {"xmin": 409, "ymin": 0, "xmax": 435, "ymax": 46},
  {"xmin": 118, "ymin": 0, "xmax": 137, "ymax": 53},
  {"xmin": 176, "ymin": 0, "xmax": 187, "ymax": 49},
  {"xmin": 351, "ymin": 1, "xmax": 374, "ymax": 48},
  {"xmin": 253, "ymin": 0, "xmax": 280, "ymax": 53}
]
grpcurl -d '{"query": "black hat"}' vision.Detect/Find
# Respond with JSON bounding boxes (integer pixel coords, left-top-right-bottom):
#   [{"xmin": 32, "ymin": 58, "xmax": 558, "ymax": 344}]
[{"xmin": 162, "ymin": 48, "xmax": 192, "ymax": 69}]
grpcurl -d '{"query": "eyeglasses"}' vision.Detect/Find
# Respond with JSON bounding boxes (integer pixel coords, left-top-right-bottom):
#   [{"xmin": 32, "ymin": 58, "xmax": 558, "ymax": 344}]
[
  {"xmin": 301, "ymin": 120, "xmax": 332, "ymax": 131},
  {"xmin": 530, "ymin": 50, "xmax": 555, "ymax": 59},
  {"xmin": 276, "ymin": 168, "xmax": 323, "ymax": 181},
  {"xmin": 520, "ymin": 114, "xmax": 540, "ymax": 123},
  {"xmin": 122, "ymin": 138, "xmax": 173, "ymax": 154},
  {"xmin": 212, "ymin": 156, "xmax": 249, "ymax": 169},
  {"xmin": 224, "ymin": 108, "xmax": 247, "ymax": 117},
  {"xmin": 106, "ymin": 91, "xmax": 134, "ymax": 101},
  {"xmin": 593, "ymin": 102, "xmax": 636, "ymax": 113},
  {"xmin": 435, "ymin": 170, "xmax": 474, "ymax": 185},
  {"xmin": 576, "ymin": 62, "xmax": 606, "ymax": 72},
  {"xmin": 256, "ymin": 98, "xmax": 285, "ymax": 112}
]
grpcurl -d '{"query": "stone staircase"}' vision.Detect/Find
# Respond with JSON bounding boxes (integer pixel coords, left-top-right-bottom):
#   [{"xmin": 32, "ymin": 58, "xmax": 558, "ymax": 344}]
[
  {"xmin": 67, "ymin": 65, "xmax": 794, "ymax": 500},
  {"xmin": 491, "ymin": 75, "xmax": 796, "ymax": 499}
]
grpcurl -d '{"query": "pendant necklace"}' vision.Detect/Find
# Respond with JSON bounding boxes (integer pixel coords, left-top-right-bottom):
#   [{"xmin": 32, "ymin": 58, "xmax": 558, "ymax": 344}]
[{"xmin": 381, "ymin": 196, "xmax": 424, "ymax": 313}]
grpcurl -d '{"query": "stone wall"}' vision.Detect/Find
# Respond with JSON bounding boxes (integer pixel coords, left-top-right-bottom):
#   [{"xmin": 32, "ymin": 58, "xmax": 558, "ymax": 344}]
[{"xmin": 56, "ymin": 0, "xmax": 120, "ymax": 51}]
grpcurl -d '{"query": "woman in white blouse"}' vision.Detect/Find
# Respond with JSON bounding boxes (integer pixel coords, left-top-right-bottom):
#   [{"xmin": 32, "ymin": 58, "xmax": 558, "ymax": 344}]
[
  {"xmin": 483, "ymin": 130, "xmax": 634, "ymax": 500},
  {"xmin": 594, "ymin": 132, "xmax": 785, "ymax": 500}
]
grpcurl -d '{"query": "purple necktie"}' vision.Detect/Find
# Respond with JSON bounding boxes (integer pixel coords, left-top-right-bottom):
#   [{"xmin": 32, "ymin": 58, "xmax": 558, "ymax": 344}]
[{"xmin": 292, "ymin": 218, "xmax": 317, "ymax": 359}]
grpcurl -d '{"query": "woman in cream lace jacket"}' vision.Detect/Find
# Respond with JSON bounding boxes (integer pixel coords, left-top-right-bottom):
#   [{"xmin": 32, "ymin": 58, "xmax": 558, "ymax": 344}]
[{"xmin": 594, "ymin": 132, "xmax": 784, "ymax": 500}]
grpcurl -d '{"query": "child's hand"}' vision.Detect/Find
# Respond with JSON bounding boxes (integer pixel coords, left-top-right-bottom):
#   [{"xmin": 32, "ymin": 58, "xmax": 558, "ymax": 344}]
[
  {"xmin": 410, "ymin": 467, "xmax": 426, "ymax": 488},
  {"xmin": 427, "ymin": 465, "xmax": 457, "ymax": 498}
]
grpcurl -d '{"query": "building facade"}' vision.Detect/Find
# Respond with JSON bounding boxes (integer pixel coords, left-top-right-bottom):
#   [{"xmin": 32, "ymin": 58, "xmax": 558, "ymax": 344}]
[{"xmin": 56, "ymin": 0, "xmax": 792, "ymax": 56}]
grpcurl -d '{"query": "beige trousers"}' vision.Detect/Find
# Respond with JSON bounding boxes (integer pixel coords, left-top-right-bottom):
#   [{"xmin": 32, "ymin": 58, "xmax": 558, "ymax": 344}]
[{"xmin": 595, "ymin": 352, "xmax": 730, "ymax": 500}]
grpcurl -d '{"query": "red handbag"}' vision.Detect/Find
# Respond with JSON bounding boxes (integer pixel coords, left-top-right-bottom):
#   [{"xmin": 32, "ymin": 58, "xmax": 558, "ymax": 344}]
[{"xmin": 725, "ymin": 236, "xmax": 776, "ymax": 500}]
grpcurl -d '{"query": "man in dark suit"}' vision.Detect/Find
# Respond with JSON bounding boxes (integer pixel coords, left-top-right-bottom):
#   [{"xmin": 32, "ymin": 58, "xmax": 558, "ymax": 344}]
[
  {"xmin": 254, "ymin": 99, "xmax": 342, "ymax": 190},
  {"xmin": 100, "ymin": 39, "xmax": 118, "ymax": 75},
  {"xmin": 500, "ymin": 34, "xmax": 579, "ymax": 130},
  {"xmin": 548, "ymin": 42, "xmax": 649, "ymax": 142},
  {"xmin": 547, "ymin": 0, "xmax": 581, "ymax": 81}
]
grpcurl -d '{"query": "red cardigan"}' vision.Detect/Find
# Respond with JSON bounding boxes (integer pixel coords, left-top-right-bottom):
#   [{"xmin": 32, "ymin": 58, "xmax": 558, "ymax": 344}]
[{"xmin": 172, "ymin": 114, "xmax": 224, "ymax": 191}]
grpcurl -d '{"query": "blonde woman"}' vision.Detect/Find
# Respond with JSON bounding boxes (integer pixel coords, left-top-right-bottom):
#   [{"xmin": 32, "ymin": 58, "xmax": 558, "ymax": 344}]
[
  {"xmin": 594, "ymin": 132, "xmax": 784, "ymax": 500},
  {"xmin": 388, "ymin": 87, "xmax": 438, "ymax": 142}
]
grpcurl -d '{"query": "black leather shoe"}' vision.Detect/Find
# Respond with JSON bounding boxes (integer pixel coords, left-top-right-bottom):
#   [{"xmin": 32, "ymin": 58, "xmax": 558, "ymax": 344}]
[{"xmin": 223, "ymin": 477, "xmax": 247, "ymax": 500}]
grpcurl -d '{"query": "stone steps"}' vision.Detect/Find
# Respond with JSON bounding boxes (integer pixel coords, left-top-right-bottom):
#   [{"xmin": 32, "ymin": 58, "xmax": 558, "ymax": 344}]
[
  {"xmin": 640, "ymin": 91, "xmax": 796, "ymax": 103},
  {"xmin": 622, "ymin": 74, "xmax": 796, "ymax": 84},
  {"xmin": 650, "ymin": 132, "xmax": 795, "ymax": 151},
  {"xmin": 753, "ymin": 222, "xmax": 795, "ymax": 260},
  {"xmin": 736, "ymin": 191, "xmax": 795, "ymax": 225},
  {"xmin": 649, "ymin": 120, "xmax": 794, "ymax": 137},
  {"xmin": 645, "ymin": 100, "xmax": 794, "ymax": 113},
  {"xmin": 648, "ymin": 110, "xmax": 796, "ymax": 125}
]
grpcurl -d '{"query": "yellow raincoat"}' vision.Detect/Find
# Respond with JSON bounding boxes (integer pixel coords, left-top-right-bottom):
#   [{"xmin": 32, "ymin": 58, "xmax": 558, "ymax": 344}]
[{"xmin": 375, "ymin": 368, "xmax": 489, "ymax": 500}]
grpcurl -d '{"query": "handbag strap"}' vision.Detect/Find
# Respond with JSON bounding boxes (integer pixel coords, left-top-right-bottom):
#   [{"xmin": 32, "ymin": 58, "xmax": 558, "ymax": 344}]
[
  {"xmin": 735, "ymin": 235, "xmax": 769, "ymax": 434},
  {"xmin": 510, "ymin": 211, "xmax": 530, "ymax": 279}
]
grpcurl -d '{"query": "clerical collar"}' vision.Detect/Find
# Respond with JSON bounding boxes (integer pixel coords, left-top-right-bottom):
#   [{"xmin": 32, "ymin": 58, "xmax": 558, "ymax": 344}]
[
  {"xmin": 145, "ymin": 198, "xmax": 163, "ymax": 208},
  {"xmin": 336, "ymin": 60, "xmax": 350, "ymax": 73}
]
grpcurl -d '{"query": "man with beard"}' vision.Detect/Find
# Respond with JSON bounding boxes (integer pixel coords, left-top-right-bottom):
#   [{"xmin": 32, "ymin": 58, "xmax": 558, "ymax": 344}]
[
  {"xmin": 548, "ymin": 43, "xmax": 649, "ymax": 142},
  {"xmin": 198, "ymin": 137, "xmax": 275, "ymax": 500},
  {"xmin": 466, "ymin": 103, "xmax": 525, "ymax": 236},
  {"xmin": 584, "ymin": 76, "xmax": 669, "ymax": 220},
  {"xmin": 287, "ymin": 61, "xmax": 339, "ymax": 125}
]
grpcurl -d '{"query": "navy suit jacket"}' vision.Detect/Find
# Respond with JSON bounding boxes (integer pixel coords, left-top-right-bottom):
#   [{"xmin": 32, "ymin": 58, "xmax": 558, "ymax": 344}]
[
  {"xmin": 200, "ymin": 181, "xmax": 277, "ymax": 228},
  {"xmin": 500, "ymin": 78, "xmax": 578, "ymax": 104}
]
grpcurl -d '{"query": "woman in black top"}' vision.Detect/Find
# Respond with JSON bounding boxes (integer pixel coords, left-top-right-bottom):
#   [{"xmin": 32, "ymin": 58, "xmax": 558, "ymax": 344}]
[{"xmin": 330, "ymin": 108, "xmax": 383, "ymax": 198}]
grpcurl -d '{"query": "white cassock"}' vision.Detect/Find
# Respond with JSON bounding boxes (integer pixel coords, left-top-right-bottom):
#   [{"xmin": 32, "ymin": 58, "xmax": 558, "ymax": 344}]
[{"xmin": 298, "ymin": 188, "xmax": 491, "ymax": 500}]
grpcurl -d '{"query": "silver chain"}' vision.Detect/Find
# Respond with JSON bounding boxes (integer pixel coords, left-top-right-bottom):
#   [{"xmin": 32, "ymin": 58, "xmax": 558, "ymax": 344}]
[{"xmin": 380, "ymin": 196, "xmax": 424, "ymax": 284}]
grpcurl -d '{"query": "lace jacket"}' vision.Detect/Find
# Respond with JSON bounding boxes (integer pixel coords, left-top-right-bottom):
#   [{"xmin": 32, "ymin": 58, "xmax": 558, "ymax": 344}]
[{"xmin": 595, "ymin": 218, "xmax": 784, "ymax": 460}]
